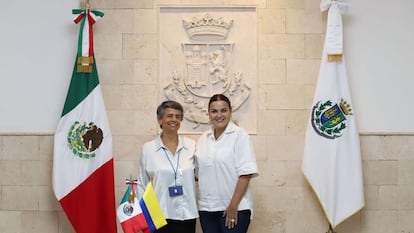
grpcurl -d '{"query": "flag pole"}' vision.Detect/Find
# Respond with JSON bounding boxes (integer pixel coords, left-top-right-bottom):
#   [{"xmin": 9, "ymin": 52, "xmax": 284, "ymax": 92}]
[{"xmin": 326, "ymin": 224, "xmax": 337, "ymax": 233}]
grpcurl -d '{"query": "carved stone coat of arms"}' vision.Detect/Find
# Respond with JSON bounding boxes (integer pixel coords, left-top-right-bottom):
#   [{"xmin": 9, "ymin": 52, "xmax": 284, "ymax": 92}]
[{"xmin": 159, "ymin": 7, "xmax": 257, "ymax": 133}]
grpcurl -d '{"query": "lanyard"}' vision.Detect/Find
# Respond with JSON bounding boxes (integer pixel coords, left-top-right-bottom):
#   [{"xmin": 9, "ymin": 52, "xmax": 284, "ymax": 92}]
[{"xmin": 162, "ymin": 147, "xmax": 181, "ymax": 186}]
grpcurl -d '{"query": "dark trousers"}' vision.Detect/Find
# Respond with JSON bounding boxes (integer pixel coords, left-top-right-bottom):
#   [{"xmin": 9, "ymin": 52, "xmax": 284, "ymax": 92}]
[
  {"xmin": 155, "ymin": 218, "xmax": 196, "ymax": 233},
  {"xmin": 199, "ymin": 210, "xmax": 251, "ymax": 233}
]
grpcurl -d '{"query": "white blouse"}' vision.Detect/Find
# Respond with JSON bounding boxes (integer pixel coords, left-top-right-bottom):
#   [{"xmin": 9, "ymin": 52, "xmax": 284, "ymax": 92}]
[
  {"xmin": 137, "ymin": 135, "xmax": 198, "ymax": 220},
  {"xmin": 195, "ymin": 122, "xmax": 259, "ymax": 214}
]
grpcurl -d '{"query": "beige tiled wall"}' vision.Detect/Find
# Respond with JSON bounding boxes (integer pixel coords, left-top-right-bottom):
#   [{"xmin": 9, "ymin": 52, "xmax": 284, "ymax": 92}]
[{"xmin": 1, "ymin": 0, "xmax": 414, "ymax": 233}]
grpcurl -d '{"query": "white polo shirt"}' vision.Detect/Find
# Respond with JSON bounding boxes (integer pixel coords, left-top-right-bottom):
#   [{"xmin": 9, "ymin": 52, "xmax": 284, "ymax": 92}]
[
  {"xmin": 137, "ymin": 135, "xmax": 199, "ymax": 220},
  {"xmin": 195, "ymin": 122, "xmax": 259, "ymax": 214}
]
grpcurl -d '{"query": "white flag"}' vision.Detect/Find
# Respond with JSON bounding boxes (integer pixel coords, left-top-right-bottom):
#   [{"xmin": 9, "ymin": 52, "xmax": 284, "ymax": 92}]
[{"xmin": 302, "ymin": 0, "xmax": 365, "ymax": 228}]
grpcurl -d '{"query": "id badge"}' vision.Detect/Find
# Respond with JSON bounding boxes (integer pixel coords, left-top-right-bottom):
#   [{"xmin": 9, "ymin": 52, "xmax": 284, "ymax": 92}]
[{"xmin": 168, "ymin": 185, "xmax": 183, "ymax": 197}]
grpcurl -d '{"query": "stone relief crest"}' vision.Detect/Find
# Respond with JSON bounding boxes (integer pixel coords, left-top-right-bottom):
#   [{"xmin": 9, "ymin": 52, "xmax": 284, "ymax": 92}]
[{"xmin": 163, "ymin": 13, "xmax": 251, "ymax": 129}]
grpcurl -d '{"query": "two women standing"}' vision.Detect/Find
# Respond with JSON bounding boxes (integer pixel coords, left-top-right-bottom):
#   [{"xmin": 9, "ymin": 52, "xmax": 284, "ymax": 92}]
[{"xmin": 137, "ymin": 94, "xmax": 259, "ymax": 233}]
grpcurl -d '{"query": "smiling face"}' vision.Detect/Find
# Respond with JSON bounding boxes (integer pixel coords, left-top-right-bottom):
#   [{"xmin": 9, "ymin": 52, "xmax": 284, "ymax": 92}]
[
  {"xmin": 158, "ymin": 107, "xmax": 182, "ymax": 133},
  {"xmin": 208, "ymin": 100, "xmax": 232, "ymax": 133}
]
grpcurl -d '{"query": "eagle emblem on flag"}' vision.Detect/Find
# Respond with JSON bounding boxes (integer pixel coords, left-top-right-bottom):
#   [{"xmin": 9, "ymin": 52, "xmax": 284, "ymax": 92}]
[{"xmin": 67, "ymin": 121, "xmax": 104, "ymax": 158}]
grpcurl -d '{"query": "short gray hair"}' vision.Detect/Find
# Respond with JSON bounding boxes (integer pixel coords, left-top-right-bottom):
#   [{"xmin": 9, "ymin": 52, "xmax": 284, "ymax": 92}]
[{"xmin": 156, "ymin": 100, "xmax": 184, "ymax": 121}]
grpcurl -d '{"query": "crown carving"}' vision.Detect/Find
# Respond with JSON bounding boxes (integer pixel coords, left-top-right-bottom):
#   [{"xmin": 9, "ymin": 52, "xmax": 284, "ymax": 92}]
[{"xmin": 183, "ymin": 14, "xmax": 233, "ymax": 40}]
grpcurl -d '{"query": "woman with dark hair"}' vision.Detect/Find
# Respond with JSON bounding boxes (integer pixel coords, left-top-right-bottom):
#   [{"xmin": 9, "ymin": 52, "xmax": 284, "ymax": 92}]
[
  {"xmin": 195, "ymin": 94, "xmax": 259, "ymax": 233},
  {"xmin": 137, "ymin": 100, "xmax": 198, "ymax": 233}
]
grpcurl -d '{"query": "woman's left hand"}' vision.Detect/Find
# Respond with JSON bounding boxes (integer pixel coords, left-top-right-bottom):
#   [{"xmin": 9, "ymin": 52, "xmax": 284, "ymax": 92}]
[
  {"xmin": 224, "ymin": 205, "xmax": 238, "ymax": 229},
  {"xmin": 224, "ymin": 175, "xmax": 252, "ymax": 229}
]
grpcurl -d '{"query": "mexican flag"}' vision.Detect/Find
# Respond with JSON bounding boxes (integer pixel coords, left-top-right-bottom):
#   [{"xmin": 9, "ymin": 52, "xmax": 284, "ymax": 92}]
[
  {"xmin": 117, "ymin": 181, "xmax": 148, "ymax": 233},
  {"xmin": 52, "ymin": 8, "xmax": 117, "ymax": 233},
  {"xmin": 302, "ymin": 0, "xmax": 365, "ymax": 229},
  {"xmin": 117, "ymin": 181, "xmax": 167, "ymax": 233}
]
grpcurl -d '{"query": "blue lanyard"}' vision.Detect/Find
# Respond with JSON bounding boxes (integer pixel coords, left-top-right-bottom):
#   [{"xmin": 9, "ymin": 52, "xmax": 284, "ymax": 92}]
[{"xmin": 162, "ymin": 147, "xmax": 181, "ymax": 186}]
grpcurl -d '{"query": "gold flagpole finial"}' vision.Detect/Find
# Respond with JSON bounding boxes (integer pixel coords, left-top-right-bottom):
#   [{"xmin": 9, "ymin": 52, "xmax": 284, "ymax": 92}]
[{"xmin": 85, "ymin": 0, "xmax": 90, "ymax": 9}]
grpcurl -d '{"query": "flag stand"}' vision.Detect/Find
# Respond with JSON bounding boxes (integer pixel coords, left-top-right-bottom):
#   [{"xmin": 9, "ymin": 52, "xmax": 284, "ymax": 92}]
[{"xmin": 326, "ymin": 224, "xmax": 337, "ymax": 233}]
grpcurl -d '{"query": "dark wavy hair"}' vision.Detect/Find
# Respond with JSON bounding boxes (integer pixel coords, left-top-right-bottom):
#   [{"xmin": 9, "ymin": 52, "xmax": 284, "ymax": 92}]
[{"xmin": 208, "ymin": 94, "xmax": 232, "ymax": 111}]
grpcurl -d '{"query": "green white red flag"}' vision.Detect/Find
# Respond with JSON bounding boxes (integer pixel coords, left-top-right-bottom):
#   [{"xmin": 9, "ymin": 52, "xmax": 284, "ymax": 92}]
[
  {"xmin": 52, "ymin": 8, "xmax": 117, "ymax": 233},
  {"xmin": 117, "ymin": 180, "xmax": 167, "ymax": 233},
  {"xmin": 302, "ymin": 0, "xmax": 365, "ymax": 228}
]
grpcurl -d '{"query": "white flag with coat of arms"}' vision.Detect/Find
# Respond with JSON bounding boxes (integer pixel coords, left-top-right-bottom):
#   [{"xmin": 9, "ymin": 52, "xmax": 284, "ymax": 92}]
[{"xmin": 302, "ymin": 0, "xmax": 365, "ymax": 228}]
